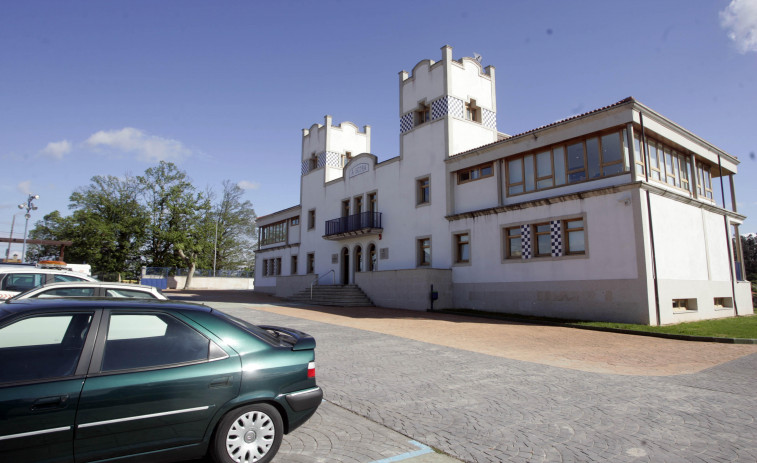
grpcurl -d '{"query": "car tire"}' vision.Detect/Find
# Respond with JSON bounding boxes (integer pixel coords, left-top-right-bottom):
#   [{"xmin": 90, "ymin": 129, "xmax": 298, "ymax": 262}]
[{"xmin": 212, "ymin": 403, "xmax": 283, "ymax": 463}]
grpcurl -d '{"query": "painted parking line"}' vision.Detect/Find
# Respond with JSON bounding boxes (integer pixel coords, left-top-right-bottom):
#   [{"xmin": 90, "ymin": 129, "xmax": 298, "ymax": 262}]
[{"xmin": 371, "ymin": 440, "xmax": 434, "ymax": 463}]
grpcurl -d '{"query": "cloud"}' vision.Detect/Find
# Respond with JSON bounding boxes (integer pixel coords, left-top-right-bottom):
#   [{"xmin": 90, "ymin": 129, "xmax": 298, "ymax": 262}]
[
  {"xmin": 237, "ymin": 180, "xmax": 261, "ymax": 190},
  {"xmin": 720, "ymin": 0, "xmax": 757, "ymax": 54},
  {"xmin": 84, "ymin": 127, "xmax": 192, "ymax": 162},
  {"xmin": 40, "ymin": 140, "xmax": 72, "ymax": 159},
  {"xmin": 17, "ymin": 180, "xmax": 32, "ymax": 195}
]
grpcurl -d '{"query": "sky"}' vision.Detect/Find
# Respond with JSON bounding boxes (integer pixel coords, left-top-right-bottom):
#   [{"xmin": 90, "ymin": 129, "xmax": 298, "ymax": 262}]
[{"xmin": 1, "ymin": 0, "xmax": 756, "ymax": 258}]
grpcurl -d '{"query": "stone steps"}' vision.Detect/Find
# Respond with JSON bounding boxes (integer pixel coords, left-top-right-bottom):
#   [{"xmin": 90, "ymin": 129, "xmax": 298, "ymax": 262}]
[{"xmin": 289, "ymin": 284, "xmax": 373, "ymax": 307}]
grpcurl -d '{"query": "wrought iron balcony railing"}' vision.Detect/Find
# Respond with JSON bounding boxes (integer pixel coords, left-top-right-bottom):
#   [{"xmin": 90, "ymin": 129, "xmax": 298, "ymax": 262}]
[{"xmin": 324, "ymin": 212, "xmax": 382, "ymax": 238}]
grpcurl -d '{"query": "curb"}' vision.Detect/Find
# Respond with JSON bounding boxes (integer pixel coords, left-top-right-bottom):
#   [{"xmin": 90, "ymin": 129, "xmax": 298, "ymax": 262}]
[{"xmin": 438, "ymin": 310, "xmax": 757, "ymax": 345}]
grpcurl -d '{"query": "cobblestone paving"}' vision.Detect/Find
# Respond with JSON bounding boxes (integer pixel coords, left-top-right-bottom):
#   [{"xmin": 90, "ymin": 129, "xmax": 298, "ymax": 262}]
[{"xmin": 211, "ymin": 302, "xmax": 757, "ymax": 463}]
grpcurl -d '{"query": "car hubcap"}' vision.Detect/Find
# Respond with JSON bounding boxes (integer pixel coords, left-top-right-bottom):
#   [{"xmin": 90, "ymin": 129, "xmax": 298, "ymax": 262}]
[{"xmin": 226, "ymin": 411, "xmax": 275, "ymax": 462}]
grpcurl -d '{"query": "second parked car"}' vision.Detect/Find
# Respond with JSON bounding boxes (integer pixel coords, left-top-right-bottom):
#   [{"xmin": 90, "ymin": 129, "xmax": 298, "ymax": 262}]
[
  {"xmin": 9, "ymin": 281, "xmax": 167, "ymax": 300},
  {"xmin": 0, "ymin": 265, "xmax": 97, "ymax": 300}
]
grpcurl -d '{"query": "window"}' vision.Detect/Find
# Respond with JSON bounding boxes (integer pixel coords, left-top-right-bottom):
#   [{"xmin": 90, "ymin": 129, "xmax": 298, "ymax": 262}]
[
  {"xmin": 260, "ymin": 221, "xmax": 287, "ymax": 246},
  {"xmin": 104, "ymin": 288, "xmax": 158, "ymax": 299},
  {"xmin": 415, "ymin": 103, "xmax": 430, "ymax": 125},
  {"xmin": 564, "ymin": 219, "xmax": 585, "ymax": 255},
  {"xmin": 417, "ymin": 177, "xmax": 430, "ymax": 205},
  {"xmin": 306, "ymin": 253, "xmax": 315, "ymax": 274},
  {"xmin": 506, "ymin": 129, "xmax": 629, "ymax": 196},
  {"xmin": 54, "ymin": 274, "xmax": 88, "ymax": 283},
  {"xmin": 2, "ymin": 273, "xmax": 45, "ymax": 292},
  {"xmin": 455, "ymin": 233, "xmax": 470, "ymax": 264},
  {"xmin": 368, "ymin": 193, "xmax": 378, "ymax": 213},
  {"xmin": 418, "ymin": 238, "xmax": 431, "ymax": 266},
  {"xmin": 672, "ymin": 299, "xmax": 697, "ymax": 313},
  {"xmin": 714, "ymin": 297, "xmax": 733, "ymax": 309},
  {"xmin": 274, "ymin": 257, "xmax": 282, "ymax": 276},
  {"xmin": 0, "ymin": 313, "xmax": 93, "ymax": 383},
  {"xmin": 533, "ymin": 223, "xmax": 551, "ymax": 257},
  {"xmin": 504, "ymin": 227, "xmax": 522, "ymax": 259},
  {"xmin": 633, "ymin": 133, "xmax": 645, "ymax": 176},
  {"xmin": 102, "ymin": 313, "xmax": 210, "ymax": 371},
  {"xmin": 342, "ymin": 200, "xmax": 350, "ymax": 218},
  {"xmin": 308, "ymin": 153, "xmax": 317, "ymax": 171},
  {"xmin": 290, "ymin": 216, "xmax": 300, "ymax": 226},
  {"xmin": 291, "ymin": 255, "xmax": 298, "ymax": 275},
  {"xmin": 308, "ymin": 209, "xmax": 316, "ymax": 230},
  {"xmin": 465, "ymin": 100, "xmax": 481, "ymax": 123},
  {"xmin": 696, "ymin": 162, "xmax": 714, "ymax": 200},
  {"xmin": 458, "ymin": 163, "xmax": 493, "ymax": 184},
  {"xmin": 354, "ymin": 195, "xmax": 363, "ymax": 214},
  {"xmin": 35, "ymin": 287, "xmax": 96, "ymax": 297}
]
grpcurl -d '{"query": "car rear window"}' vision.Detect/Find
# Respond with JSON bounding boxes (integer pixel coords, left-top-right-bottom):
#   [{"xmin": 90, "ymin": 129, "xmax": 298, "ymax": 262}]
[{"xmin": 213, "ymin": 311, "xmax": 282, "ymax": 346}]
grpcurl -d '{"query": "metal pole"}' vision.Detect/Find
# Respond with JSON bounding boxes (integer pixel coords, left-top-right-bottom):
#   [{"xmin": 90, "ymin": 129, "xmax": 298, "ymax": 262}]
[
  {"xmin": 5, "ymin": 214, "xmax": 16, "ymax": 260},
  {"xmin": 21, "ymin": 213, "xmax": 30, "ymax": 262},
  {"xmin": 19, "ymin": 194, "xmax": 39, "ymax": 263},
  {"xmin": 213, "ymin": 219, "xmax": 218, "ymax": 277}
]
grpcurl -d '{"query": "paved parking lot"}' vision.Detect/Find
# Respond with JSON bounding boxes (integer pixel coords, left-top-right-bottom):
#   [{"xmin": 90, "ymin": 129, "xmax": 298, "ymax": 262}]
[{"xmin": 173, "ymin": 291, "xmax": 757, "ymax": 463}]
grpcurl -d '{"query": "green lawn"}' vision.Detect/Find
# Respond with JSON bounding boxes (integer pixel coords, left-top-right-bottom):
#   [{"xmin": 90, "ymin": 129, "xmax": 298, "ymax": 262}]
[
  {"xmin": 573, "ymin": 315, "xmax": 757, "ymax": 339},
  {"xmin": 444, "ymin": 308, "xmax": 757, "ymax": 340}
]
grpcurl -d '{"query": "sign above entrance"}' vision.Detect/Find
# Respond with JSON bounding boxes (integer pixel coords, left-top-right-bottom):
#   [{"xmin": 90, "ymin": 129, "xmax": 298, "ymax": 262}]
[{"xmin": 349, "ymin": 162, "xmax": 370, "ymax": 178}]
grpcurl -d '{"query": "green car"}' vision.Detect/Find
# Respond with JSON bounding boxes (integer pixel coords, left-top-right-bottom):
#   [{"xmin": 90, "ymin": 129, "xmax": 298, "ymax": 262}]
[{"xmin": 0, "ymin": 298, "xmax": 322, "ymax": 463}]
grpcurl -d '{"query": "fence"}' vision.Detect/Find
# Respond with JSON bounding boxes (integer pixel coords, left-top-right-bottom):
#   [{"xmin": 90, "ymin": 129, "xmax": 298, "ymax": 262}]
[{"xmin": 143, "ymin": 267, "xmax": 254, "ymax": 278}]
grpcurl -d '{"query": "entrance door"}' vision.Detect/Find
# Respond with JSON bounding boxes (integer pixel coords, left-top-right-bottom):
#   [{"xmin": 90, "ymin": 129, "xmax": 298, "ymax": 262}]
[{"xmin": 341, "ymin": 248, "xmax": 349, "ymax": 285}]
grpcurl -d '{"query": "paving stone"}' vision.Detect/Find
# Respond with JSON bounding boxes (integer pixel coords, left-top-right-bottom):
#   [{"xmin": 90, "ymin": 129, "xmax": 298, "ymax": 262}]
[{"xmin": 203, "ymin": 300, "xmax": 757, "ymax": 463}]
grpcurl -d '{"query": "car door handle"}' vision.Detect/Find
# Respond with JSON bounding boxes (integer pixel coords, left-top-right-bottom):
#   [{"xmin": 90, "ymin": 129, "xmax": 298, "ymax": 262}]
[
  {"xmin": 209, "ymin": 376, "xmax": 232, "ymax": 388},
  {"xmin": 32, "ymin": 395, "xmax": 69, "ymax": 411}
]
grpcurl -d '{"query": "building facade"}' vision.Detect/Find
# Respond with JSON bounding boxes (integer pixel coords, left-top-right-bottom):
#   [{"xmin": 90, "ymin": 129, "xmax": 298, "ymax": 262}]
[{"xmin": 255, "ymin": 46, "xmax": 752, "ymax": 325}]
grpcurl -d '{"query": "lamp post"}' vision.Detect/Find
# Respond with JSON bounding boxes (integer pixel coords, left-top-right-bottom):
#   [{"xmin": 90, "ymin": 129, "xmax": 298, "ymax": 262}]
[{"xmin": 19, "ymin": 194, "xmax": 39, "ymax": 263}]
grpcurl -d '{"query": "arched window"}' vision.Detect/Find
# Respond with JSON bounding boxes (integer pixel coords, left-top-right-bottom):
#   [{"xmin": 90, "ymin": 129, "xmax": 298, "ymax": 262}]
[{"xmin": 354, "ymin": 246, "xmax": 363, "ymax": 273}]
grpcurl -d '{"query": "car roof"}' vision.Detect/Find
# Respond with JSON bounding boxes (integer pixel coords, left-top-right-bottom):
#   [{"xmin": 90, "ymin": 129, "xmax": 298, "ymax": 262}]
[
  {"xmin": 0, "ymin": 267, "xmax": 95, "ymax": 277},
  {"xmin": 0, "ymin": 298, "xmax": 212, "ymax": 319}
]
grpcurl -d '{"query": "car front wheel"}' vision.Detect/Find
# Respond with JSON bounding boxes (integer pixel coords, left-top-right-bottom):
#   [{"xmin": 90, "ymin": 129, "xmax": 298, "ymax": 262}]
[{"xmin": 213, "ymin": 403, "xmax": 283, "ymax": 463}]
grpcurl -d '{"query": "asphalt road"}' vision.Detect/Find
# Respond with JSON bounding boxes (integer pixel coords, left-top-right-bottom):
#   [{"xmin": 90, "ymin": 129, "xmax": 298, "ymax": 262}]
[{"xmin": 172, "ymin": 290, "xmax": 757, "ymax": 463}]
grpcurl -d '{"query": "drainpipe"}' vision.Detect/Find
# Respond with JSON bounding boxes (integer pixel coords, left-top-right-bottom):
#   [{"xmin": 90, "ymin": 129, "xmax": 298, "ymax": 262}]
[
  {"xmin": 717, "ymin": 155, "xmax": 739, "ymax": 317},
  {"xmin": 639, "ymin": 113, "xmax": 661, "ymax": 326}
]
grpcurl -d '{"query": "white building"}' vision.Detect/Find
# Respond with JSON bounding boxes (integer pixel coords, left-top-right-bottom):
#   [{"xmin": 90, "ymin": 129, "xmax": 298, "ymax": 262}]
[{"xmin": 255, "ymin": 46, "xmax": 752, "ymax": 325}]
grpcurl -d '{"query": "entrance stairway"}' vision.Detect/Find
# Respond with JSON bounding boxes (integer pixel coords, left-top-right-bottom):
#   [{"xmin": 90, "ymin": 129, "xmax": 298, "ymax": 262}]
[{"xmin": 288, "ymin": 284, "xmax": 373, "ymax": 307}]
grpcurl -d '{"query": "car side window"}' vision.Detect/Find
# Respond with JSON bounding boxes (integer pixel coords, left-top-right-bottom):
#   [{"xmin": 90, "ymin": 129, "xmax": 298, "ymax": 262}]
[
  {"xmin": 54, "ymin": 274, "xmax": 88, "ymax": 283},
  {"xmin": 105, "ymin": 289, "xmax": 157, "ymax": 299},
  {"xmin": 102, "ymin": 313, "xmax": 210, "ymax": 372},
  {"xmin": 1, "ymin": 273, "xmax": 45, "ymax": 292},
  {"xmin": 35, "ymin": 288, "xmax": 96, "ymax": 298},
  {"xmin": 0, "ymin": 314, "xmax": 93, "ymax": 383}
]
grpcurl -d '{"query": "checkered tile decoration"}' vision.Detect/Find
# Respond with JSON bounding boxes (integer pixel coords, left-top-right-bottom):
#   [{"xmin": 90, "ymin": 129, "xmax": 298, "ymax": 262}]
[
  {"xmin": 317, "ymin": 152, "xmax": 326, "ymax": 168},
  {"xmin": 326, "ymin": 151, "xmax": 341, "ymax": 168},
  {"xmin": 301, "ymin": 160, "xmax": 310, "ymax": 175},
  {"xmin": 550, "ymin": 220, "xmax": 562, "ymax": 257},
  {"xmin": 521, "ymin": 224, "xmax": 532, "ymax": 259},
  {"xmin": 400, "ymin": 113, "xmax": 414, "ymax": 133},
  {"xmin": 431, "ymin": 97, "xmax": 447, "ymax": 120},
  {"xmin": 448, "ymin": 97, "xmax": 464, "ymax": 119},
  {"xmin": 482, "ymin": 108, "xmax": 497, "ymax": 130}
]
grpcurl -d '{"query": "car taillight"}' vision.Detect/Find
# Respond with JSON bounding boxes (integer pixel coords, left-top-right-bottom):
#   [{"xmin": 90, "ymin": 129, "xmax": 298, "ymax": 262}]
[{"xmin": 307, "ymin": 361, "xmax": 316, "ymax": 378}]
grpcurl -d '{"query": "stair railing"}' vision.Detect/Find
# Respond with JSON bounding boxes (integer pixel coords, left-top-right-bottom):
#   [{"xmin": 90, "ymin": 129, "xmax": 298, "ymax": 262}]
[{"xmin": 310, "ymin": 269, "xmax": 336, "ymax": 299}]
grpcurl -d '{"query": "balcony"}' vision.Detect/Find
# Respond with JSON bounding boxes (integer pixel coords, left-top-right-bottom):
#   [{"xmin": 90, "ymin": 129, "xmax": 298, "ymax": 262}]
[{"xmin": 324, "ymin": 212, "xmax": 382, "ymax": 240}]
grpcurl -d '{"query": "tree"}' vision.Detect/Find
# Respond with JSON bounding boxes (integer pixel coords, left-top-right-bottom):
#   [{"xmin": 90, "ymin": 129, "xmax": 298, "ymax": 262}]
[
  {"xmin": 138, "ymin": 161, "xmax": 213, "ymax": 288},
  {"xmin": 213, "ymin": 180, "xmax": 257, "ymax": 271},
  {"xmin": 28, "ymin": 211, "xmax": 74, "ymax": 260},
  {"xmin": 742, "ymin": 234, "xmax": 757, "ymax": 281},
  {"xmin": 66, "ymin": 174, "xmax": 148, "ymax": 279}
]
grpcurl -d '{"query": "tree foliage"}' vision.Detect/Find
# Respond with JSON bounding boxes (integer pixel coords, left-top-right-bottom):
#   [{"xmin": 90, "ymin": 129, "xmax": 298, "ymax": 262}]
[
  {"xmin": 742, "ymin": 234, "xmax": 757, "ymax": 281},
  {"xmin": 213, "ymin": 180, "xmax": 257, "ymax": 270},
  {"xmin": 27, "ymin": 161, "xmax": 257, "ymax": 284},
  {"xmin": 138, "ymin": 161, "xmax": 214, "ymax": 288}
]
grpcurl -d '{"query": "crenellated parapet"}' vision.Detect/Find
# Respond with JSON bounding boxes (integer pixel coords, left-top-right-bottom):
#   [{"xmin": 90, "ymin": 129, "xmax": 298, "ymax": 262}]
[{"xmin": 301, "ymin": 115, "xmax": 371, "ymax": 179}]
